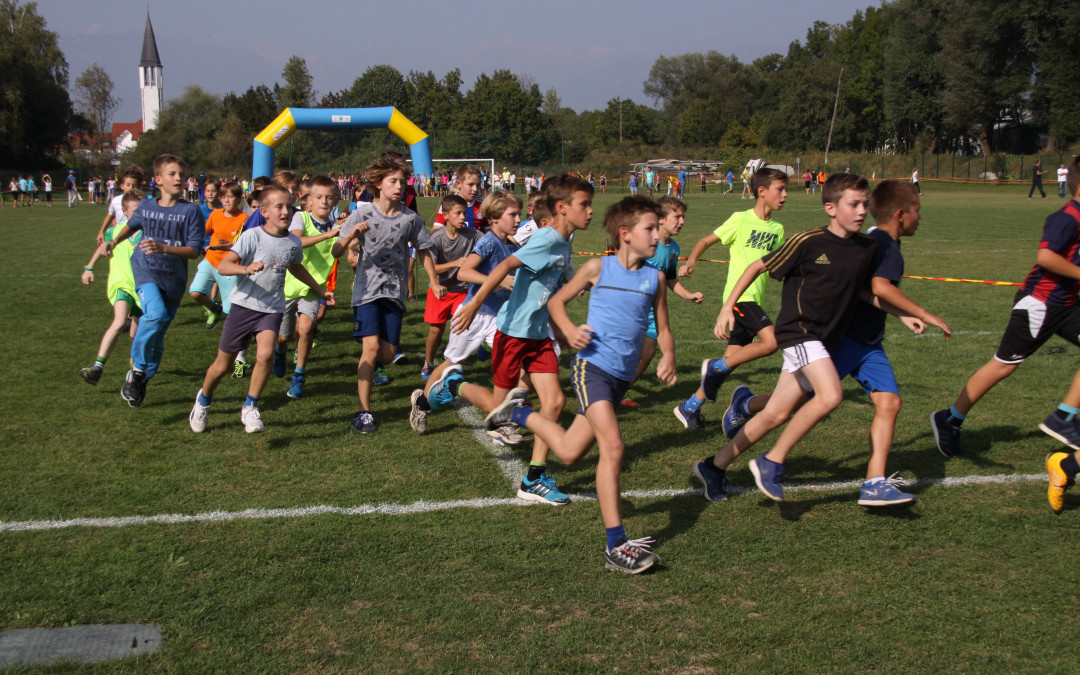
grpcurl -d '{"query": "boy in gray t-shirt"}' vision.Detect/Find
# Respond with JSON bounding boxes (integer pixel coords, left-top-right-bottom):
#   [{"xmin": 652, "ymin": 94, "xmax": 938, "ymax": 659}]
[
  {"xmin": 188, "ymin": 185, "xmax": 332, "ymax": 435},
  {"xmin": 331, "ymin": 155, "xmax": 444, "ymax": 434},
  {"xmin": 422, "ymin": 194, "xmax": 480, "ymax": 379}
]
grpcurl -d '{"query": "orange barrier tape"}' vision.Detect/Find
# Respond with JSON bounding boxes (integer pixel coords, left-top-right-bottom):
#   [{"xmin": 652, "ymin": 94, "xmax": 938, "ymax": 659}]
[{"xmin": 573, "ymin": 251, "xmax": 1021, "ymax": 286}]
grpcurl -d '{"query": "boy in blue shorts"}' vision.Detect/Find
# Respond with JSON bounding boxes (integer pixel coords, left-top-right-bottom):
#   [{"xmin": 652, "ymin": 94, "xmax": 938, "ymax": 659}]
[
  {"xmin": 449, "ymin": 175, "xmax": 595, "ymax": 504},
  {"xmin": 104, "ymin": 154, "xmax": 205, "ymax": 407},
  {"xmin": 486, "ymin": 195, "xmax": 677, "ymax": 573},
  {"xmin": 188, "ymin": 185, "xmax": 332, "ymax": 433},
  {"xmin": 332, "ymin": 155, "xmax": 444, "ymax": 433}
]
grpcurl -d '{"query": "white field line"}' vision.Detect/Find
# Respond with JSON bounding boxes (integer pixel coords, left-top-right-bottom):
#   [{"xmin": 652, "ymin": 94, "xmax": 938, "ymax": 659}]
[
  {"xmin": 676, "ymin": 330, "xmax": 999, "ymax": 346},
  {"xmin": 0, "ymin": 473, "xmax": 1047, "ymax": 533}
]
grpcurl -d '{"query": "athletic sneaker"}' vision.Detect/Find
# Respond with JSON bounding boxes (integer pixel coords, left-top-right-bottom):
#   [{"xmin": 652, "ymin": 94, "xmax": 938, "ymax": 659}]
[
  {"xmin": 673, "ymin": 402, "xmax": 706, "ymax": 431},
  {"xmin": 373, "ymin": 366, "xmax": 390, "ymax": 386},
  {"xmin": 749, "ymin": 455, "xmax": 784, "ymax": 501},
  {"xmin": 272, "ymin": 349, "xmax": 287, "ymax": 378},
  {"xmin": 409, "ymin": 389, "xmax": 429, "ymax": 434},
  {"xmin": 517, "ymin": 473, "xmax": 570, "ymax": 505},
  {"xmin": 700, "ymin": 358, "xmax": 729, "ymax": 402},
  {"xmin": 485, "ymin": 387, "xmax": 529, "ymax": 431},
  {"xmin": 189, "ymin": 394, "xmax": 209, "ymax": 433},
  {"xmin": 857, "ymin": 474, "xmax": 915, "ymax": 507},
  {"xmin": 79, "ymin": 367, "xmax": 102, "ymax": 386},
  {"xmin": 351, "ymin": 410, "xmax": 376, "ymax": 434},
  {"xmin": 286, "ymin": 374, "xmax": 305, "ymax": 400},
  {"xmin": 930, "ymin": 409, "xmax": 962, "ymax": 458},
  {"xmin": 241, "ymin": 405, "xmax": 264, "ymax": 433},
  {"xmin": 120, "ymin": 369, "xmax": 146, "ymax": 407},
  {"xmin": 692, "ymin": 461, "xmax": 730, "ymax": 502},
  {"xmin": 392, "ymin": 350, "xmax": 408, "ymax": 365},
  {"xmin": 604, "ymin": 536, "xmax": 660, "ymax": 574},
  {"xmin": 204, "ymin": 305, "xmax": 222, "ymax": 330},
  {"xmin": 420, "ymin": 363, "xmax": 435, "ymax": 381},
  {"xmin": 475, "ymin": 344, "xmax": 490, "ymax": 362},
  {"xmin": 1039, "ymin": 413, "xmax": 1080, "ymax": 451},
  {"xmin": 620, "ymin": 391, "xmax": 639, "ymax": 408},
  {"xmin": 231, "ymin": 360, "xmax": 249, "ymax": 379},
  {"xmin": 427, "ymin": 364, "xmax": 463, "ymax": 410},
  {"xmin": 1046, "ymin": 452, "xmax": 1073, "ymax": 514},
  {"xmin": 722, "ymin": 386, "xmax": 755, "ymax": 439},
  {"xmin": 488, "ymin": 424, "xmax": 524, "ymax": 446}
]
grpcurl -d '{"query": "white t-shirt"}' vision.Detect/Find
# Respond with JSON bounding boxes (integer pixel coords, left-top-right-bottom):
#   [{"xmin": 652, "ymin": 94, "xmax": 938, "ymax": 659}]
[
  {"xmin": 1059, "ymin": 167, "xmax": 1069, "ymax": 184},
  {"xmin": 108, "ymin": 194, "xmax": 128, "ymax": 226}
]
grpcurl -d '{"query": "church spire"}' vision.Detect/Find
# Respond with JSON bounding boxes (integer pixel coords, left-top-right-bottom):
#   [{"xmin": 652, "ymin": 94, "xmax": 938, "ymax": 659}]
[{"xmin": 140, "ymin": 12, "xmax": 161, "ymax": 68}]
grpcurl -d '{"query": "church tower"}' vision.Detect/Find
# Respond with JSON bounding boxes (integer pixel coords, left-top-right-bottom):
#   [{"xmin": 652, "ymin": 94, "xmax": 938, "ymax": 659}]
[{"xmin": 139, "ymin": 12, "xmax": 163, "ymax": 131}]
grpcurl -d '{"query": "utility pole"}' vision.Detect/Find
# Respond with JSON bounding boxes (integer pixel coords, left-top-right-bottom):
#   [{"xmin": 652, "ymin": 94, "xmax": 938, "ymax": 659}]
[
  {"xmin": 619, "ymin": 99, "xmax": 623, "ymax": 145},
  {"xmin": 824, "ymin": 67, "xmax": 844, "ymax": 166}
]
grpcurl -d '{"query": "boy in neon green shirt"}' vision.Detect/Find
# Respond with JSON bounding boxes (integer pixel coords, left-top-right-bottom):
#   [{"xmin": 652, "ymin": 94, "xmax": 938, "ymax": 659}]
[
  {"xmin": 674, "ymin": 168, "xmax": 788, "ymax": 433},
  {"xmin": 79, "ymin": 190, "xmax": 145, "ymax": 385}
]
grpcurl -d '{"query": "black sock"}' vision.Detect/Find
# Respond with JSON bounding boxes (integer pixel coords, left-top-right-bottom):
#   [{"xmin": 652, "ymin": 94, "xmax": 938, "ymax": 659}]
[
  {"xmin": 448, "ymin": 379, "xmax": 462, "ymax": 396},
  {"xmin": 1055, "ymin": 409, "xmax": 1072, "ymax": 421},
  {"xmin": 526, "ymin": 463, "xmax": 546, "ymax": 481},
  {"xmin": 1062, "ymin": 454, "xmax": 1080, "ymax": 479},
  {"xmin": 704, "ymin": 457, "xmax": 723, "ymax": 474}
]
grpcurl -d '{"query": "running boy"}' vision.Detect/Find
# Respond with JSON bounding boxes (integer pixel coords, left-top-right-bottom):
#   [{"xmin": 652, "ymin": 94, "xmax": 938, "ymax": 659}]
[
  {"xmin": 188, "ymin": 185, "xmax": 332, "ymax": 433},
  {"xmin": 273, "ymin": 175, "xmax": 342, "ymax": 399},
  {"xmin": 485, "ymin": 195, "xmax": 677, "ymax": 573},
  {"xmin": 96, "ymin": 166, "xmax": 144, "ymax": 245},
  {"xmin": 189, "ymin": 181, "xmax": 247, "ymax": 329},
  {"xmin": 79, "ymin": 189, "xmax": 145, "ymax": 385},
  {"xmin": 331, "ymin": 155, "xmax": 444, "ymax": 433},
  {"xmin": 433, "ymin": 163, "xmax": 485, "ymax": 231},
  {"xmin": 104, "ymin": 154, "xmax": 205, "ymax": 407},
  {"xmin": 421, "ymin": 194, "xmax": 480, "ymax": 380},
  {"xmin": 932, "ymin": 157, "xmax": 1080, "ymax": 477},
  {"xmin": 692, "ymin": 173, "xmax": 911, "ymax": 503},
  {"xmin": 674, "ymin": 168, "xmax": 788, "ymax": 432}
]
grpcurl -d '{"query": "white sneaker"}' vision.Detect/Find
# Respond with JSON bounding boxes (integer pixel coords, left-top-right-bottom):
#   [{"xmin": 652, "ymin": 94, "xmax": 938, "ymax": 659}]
[
  {"xmin": 487, "ymin": 424, "xmax": 524, "ymax": 446},
  {"xmin": 241, "ymin": 405, "xmax": 264, "ymax": 433},
  {"xmin": 189, "ymin": 392, "xmax": 209, "ymax": 433}
]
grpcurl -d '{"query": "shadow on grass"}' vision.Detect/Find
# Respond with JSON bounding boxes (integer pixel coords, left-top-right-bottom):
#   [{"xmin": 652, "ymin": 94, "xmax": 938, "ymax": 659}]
[{"xmin": 622, "ymin": 494, "xmax": 710, "ymax": 553}]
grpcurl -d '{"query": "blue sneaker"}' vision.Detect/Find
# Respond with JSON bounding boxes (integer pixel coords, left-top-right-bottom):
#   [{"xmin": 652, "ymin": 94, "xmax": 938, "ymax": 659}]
[
  {"xmin": 930, "ymin": 409, "xmax": 962, "ymax": 457},
  {"xmin": 749, "ymin": 455, "xmax": 784, "ymax": 501},
  {"xmin": 392, "ymin": 350, "xmax": 408, "ymax": 365},
  {"xmin": 350, "ymin": 410, "xmax": 376, "ymax": 434},
  {"xmin": 692, "ymin": 461, "xmax": 730, "ymax": 502},
  {"xmin": 286, "ymin": 374, "xmax": 305, "ymax": 399},
  {"xmin": 373, "ymin": 366, "xmax": 390, "ymax": 386},
  {"xmin": 427, "ymin": 364, "xmax": 463, "ymax": 410},
  {"xmin": 700, "ymin": 358, "xmax": 729, "ymax": 402},
  {"xmin": 476, "ymin": 344, "xmax": 490, "ymax": 362},
  {"xmin": 517, "ymin": 473, "xmax": 570, "ymax": 505},
  {"xmin": 421, "ymin": 363, "xmax": 435, "ymax": 381},
  {"xmin": 858, "ymin": 474, "xmax": 915, "ymax": 506},
  {"xmin": 1039, "ymin": 413, "xmax": 1080, "ymax": 451},
  {"xmin": 673, "ymin": 402, "xmax": 706, "ymax": 431},
  {"xmin": 272, "ymin": 349, "xmax": 287, "ymax": 378},
  {"xmin": 722, "ymin": 386, "xmax": 755, "ymax": 439}
]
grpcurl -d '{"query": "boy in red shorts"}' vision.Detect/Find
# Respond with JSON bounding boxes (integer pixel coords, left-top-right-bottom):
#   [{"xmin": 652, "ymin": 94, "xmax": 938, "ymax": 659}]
[{"xmin": 422, "ymin": 194, "xmax": 479, "ymax": 379}]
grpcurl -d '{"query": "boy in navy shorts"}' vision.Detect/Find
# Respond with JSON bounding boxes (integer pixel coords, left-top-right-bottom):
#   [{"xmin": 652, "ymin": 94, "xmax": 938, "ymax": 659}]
[
  {"xmin": 486, "ymin": 195, "xmax": 677, "ymax": 573},
  {"xmin": 332, "ymin": 155, "xmax": 444, "ymax": 433},
  {"xmin": 188, "ymin": 185, "xmax": 332, "ymax": 433}
]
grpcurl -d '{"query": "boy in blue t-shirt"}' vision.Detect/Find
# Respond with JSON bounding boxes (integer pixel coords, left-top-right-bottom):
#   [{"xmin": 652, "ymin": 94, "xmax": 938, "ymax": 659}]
[
  {"xmin": 486, "ymin": 195, "xmax": 678, "ymax": 574},
  {"xmin": 105, "ymin": 154, "xmax": 205, "ymax": 407}
]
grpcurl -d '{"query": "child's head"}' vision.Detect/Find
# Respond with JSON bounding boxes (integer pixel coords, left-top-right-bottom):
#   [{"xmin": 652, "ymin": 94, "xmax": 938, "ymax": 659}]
[
  {"xmin": 365, "ymin": 155, "xmax": 410, "ymax": 201},
  {"xmin": 259, "ymin": 185, "xmax": 292, "ymax": 226},
  {"xmin": 454, "ymin": 163, "xmax": 483, "ymax": 202},
  {"xmin": 480, "ymin": 191, "xmax": 523, "ymax": 235},
  {"xmin": 526, "ymin": 191, "xmax": 544, "ymax": 217},
  {"xmin": 308, "ymin": 175, "xmax": 336, "ymax": 218},
  {"xmin": 752, "ymin": 168, "xmax": 789, "ymax": 208},
  {"xmin": 604, "ymin": 195, "xmax": 661, "ymax": 253},
  {"xmin": 656, "ymin": 195, "xmax": 687, "ymax": 236},
  {"xmin": 247, "ymin": 189, "xmax": 261, "ymax": 210},
  {"xmin": 253, "ymin": 175, "xmax": 272, "ymax": 190},
  {"xmin": 542, "ymin": 173, "xmax": 594, "ymax": 228},
  {"xmin": 219, "ymin": 181, "xmax": 243, "ymax": 212},
  {"xmin": 869, "ymin": 179, "xmax": 920, "ymax": 235},
  {"xmin": 203, "ymin": 179, "xmax": 220, "ymax": 204},
  {"xmin": 822, "ymin": 173, "xmax": 868, "ymax": 206},
  {"xmin": 152, "ymin": 154, "xmax": 186, "ymax": 195},
  {"xmin": 271, "ymin": 169, "xmax": 298, "ymax": 201},
  {"xmin": 1069, "ymin": 156, "xmax": 1080, "ymax": 198},
  {"xmin": 120, "ymin": 188, "xmax": 146, "ymax": 218},
  {"xmin": 119, "ymin": 165, "xmax": 144, "ymax": 192},
  {"xmin": 531, "ymin": 200, "xmax": 552, "ymax": 228},
  {"xmin": 823, "ymin": 173, "xmax": 869, "ymax": 233},
  {"xmin": 440, "ymin": 194, "xmax": 469, "ymax": 229},
  {"xmin": 297, "ymin": 177, "xmax": 313, "ymax": 210}
]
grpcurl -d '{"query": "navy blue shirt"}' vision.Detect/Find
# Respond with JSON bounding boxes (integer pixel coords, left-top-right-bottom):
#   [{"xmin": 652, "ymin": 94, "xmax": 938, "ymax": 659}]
[
  {"xmin": 126, "ymin": 198, "xmax": 205, "ymax": 303},
  {"xmin": 847, "ymin": 226, "xmax": 902, "ymax": 345}
]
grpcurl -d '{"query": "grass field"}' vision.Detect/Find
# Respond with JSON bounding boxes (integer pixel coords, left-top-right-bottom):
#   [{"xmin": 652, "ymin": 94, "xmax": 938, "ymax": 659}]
[{"xmin": 4, "ymin": 183, "xmax": 1080, "ymax": 672}]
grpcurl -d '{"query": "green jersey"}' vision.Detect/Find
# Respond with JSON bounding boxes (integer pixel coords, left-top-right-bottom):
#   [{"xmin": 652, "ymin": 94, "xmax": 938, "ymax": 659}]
[
  {"xmin": 714, "ymin": 209, "xmax": 785, "ymax": 305},
  {"xmin": 104, "ymin": 225, "xmax": 141, "ymax": 307},
  {"xmin": 284, "ymin": 212, "xmax": 337, "ymax": 301}
]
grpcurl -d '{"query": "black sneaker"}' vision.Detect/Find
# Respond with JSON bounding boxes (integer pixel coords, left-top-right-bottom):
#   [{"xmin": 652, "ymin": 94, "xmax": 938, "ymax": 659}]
[
  {"xmin": 673, "ymin": 402, "xmax": 706, "ymax": 431},
  {"xmin": 700, "ymin": 359, "xmax": 728, "ymax": 402},
  {"xmin": 605, "ymin": 536, "xmax": 660, "ymax": 574},
  {"xmin": 1039, "ymin": 413, "xmax": 1080, "ymax": 451},
  {"xmin": 120, "ymin": 369, "xmax": 146, "ymax": 407},
  {"xmin": 79, "ymin": 367, "xmax": 102, "ymax": 386},
  {"xmin": 351, "ymin": 410, "xmax": 376, "ymax": 434},
  {"xmin": 930, "ymin": 409, "xmax": 962, "ymax": 458}
]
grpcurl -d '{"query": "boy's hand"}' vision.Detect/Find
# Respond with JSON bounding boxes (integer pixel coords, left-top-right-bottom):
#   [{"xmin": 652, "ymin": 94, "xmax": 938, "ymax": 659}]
[
  {"xmin": 350, "ymin": 221, "xmax": 370, "ymax": 240},
  {"xmin": 900, "ymin": 315, "xmax": 925, "ymax": 334},
  {"xmin": 139, "ymin": 239, "xmax": 165, "ymax": 255},
  {"xmin": 327, "ymin": 223, "xmax": 342, "ymax": 238},
  {"xmin": 430, "ymin": 282, "xmax": 447, "ymax": 299},
  {"xmin": 95, "ymin": 232, "xmax": 105, "ymax": 246},
  {"xmin": 498, "ymin": 276, "xmax": 514, "ymax": 291},
  {"xmin": 566, "ymin": 324, "xmax": 594, "ymax": 351},
  {"xmin": 81, "ymin": 270, "xmax": 94, "ymax": 285},
  {"xmin": 714, "ymin": 307, "xmax": 735, "ymax": 340},
  {"xmin": 102, "ymin": 242, "xmax": 114, "ymax": 258},
  {"xmin": 323, "ymin": 291, "xmax": 335, "ymax": 304},
  {"xmin": 686, "ymin": 291, "xmax": 704, "ymax": 304},
  {"xmin": 678, "ymin": 262, "xmax": 695, "ymax": 277},
  {"xmin": 450, "ymin": 301, "xmax": 478, "ymax": 333},
  {"xmin": 246, "ymin": 261, "xmax": 264, "ymax": 275},
  {"xmin": 656, "ymin": 353, "xmax": 677, "ymax": 386},
  {"xmin": 922, "ymin": 312, "xmax": 952, "ymax": 339}
]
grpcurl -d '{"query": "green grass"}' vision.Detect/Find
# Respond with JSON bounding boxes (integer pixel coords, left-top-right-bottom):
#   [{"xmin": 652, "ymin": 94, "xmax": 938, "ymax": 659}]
[{"xmin": 3, "ymin": 185, "xmax": 1080, "ymax": 672}]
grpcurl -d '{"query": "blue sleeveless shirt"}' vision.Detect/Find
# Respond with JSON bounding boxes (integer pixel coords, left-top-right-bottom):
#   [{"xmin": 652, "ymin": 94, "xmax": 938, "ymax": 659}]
[{"xmin": 577, "ymin": 255, "xmax": 660, "ymax": 381}]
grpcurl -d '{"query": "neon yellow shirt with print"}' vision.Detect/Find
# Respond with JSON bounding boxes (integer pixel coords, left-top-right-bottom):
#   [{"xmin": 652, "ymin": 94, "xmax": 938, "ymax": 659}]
[
  {"xmin": 104, "ymin": 225, "xmax": 142, "ymax": 307},
  {"xmin": 715, "ymin": 209, "xmax": 785, "ymax": 305},
  {"xmin": 284, "ymin": 211, "xmax": 337, "ymax": 300}
]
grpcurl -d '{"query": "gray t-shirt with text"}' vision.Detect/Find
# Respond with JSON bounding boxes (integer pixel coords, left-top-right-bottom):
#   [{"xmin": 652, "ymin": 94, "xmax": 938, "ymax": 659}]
[
  {"xmin": 228, "ymin": 227, "xmax": 304, "ymax": 313},
  {"xmin": 340, "ymin": 202, "xmax": 433, "ymax": 308}
]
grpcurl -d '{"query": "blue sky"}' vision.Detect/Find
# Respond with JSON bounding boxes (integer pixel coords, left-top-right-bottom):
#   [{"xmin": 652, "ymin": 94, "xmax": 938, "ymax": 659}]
[{"xmin": 37, "ymin": 0, "xmax": 880, "ymax": 125}]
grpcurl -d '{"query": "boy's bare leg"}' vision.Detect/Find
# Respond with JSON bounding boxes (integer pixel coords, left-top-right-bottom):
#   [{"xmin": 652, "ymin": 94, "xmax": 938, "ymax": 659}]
[
  {"xmin": 867, "ymin": 391, "xmax": 902, "ymax": 479},
  {"xmin": 424, "ymin": 324, "xmax": 445, "ymax": 365},
  {"xmin": 713, "ymin": 369, "xmax": 806, "ymax": 468},
  {"xmin": 951, "ymin": 358, "xmax": 1018, "ymax": 416},
  {"xmin": 201, "ymin": 350, "xmax": 237, "ymax": 396},
  {"xmin": 294, "ymin": 313, "xmax": 315, "ymax": 369},
  {"xmin": 248, "ymin": 330, "xmax": 277, "ymax": 399},
  {"xmin": 357, "ymin": 335, "xmax": 394, "ymax": 411},
  {"xmin": 630, "ymin": 336, "xmax": 657, "ymax": 384},
  {"xmin": 763, "ymin": 358, "xmax": 844, "ymax": 465},
  {"xmin": 522, "ymin": 410, "xmax": 596, "ymax": 467},
  {"xmin": 585, "ymin": 402, "xmax": 625, "ymax": 528},
  {"xmin": 189, "ymin": 291, "xmax": 218, "ymax": 312},
  {"xmin": 527, "ymin": 371, "xmax": 565, "ymax": 465},
  {"xmin": 96, "ymin": 300, "xmax": 133, "ymax": 361}
]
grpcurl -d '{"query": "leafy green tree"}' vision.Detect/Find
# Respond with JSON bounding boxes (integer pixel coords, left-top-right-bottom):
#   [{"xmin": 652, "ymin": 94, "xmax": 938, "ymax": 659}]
[
  {"xmin": 458, "ymin": 70, "xmax": 554, "ymax": 163},
  {"xmin": 589, "ymin": 97, "xmax": 658, "ymax": 148},
  {"xmin": 279, "ymin": 55, "xmax": 314, "ymax": 109},
  {"xmin": 881, "ymin": 0, "xmax": 946, "ymax": 153},
  {"xmin": 73, "ymin": 63, "xmax": 119, "ymax": 153},
  {"xmin": 210, "ymin": 110, "xmax": 248, "ymax": 171},
  {"xmin": 222, "ymin": 84, "xmax": 279, "ymax": 137},
  {"xmin": 346, "ymin": 65, "xmax": 410, "ymax": 111},
  {"xmin": 1028, "ymin": 0, "xmax": 1080, "ymax": 150},
  {"xmin": 126, "ymin": 85, "xmax": 222, "ymax": 171},
  {"xmin": 0, "ymin": 0, "xmax": 72, "ymax": 166}
]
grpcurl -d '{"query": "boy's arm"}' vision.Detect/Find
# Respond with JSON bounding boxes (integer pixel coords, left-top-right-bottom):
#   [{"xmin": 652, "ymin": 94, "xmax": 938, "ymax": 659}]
[
  {"xmin": 869, "ymin": 277, "xmax": 951, "ymax": 338},
  {"xmin": 102, "ymin": 225, "xmax": 134, "ymax": 256},
  {"xmin": 454, "ymin": 252, "xmax": 487, "ymax": 286},
  {"xmin": 215, "ymin": 251, "xmax": 259, "ymax": 277},
  {"xmin": 652, "ymin": 274, "xmax": 678, "ymax": 385},
  {"xmin": 81, "ymin": 244, "xmax": 106, "ymax": 285},
  {"xmin": 450, "ymin": 256, "xmax": 524, "ymax": 334},
  {"xmin": 288, "ymin": 263, "xmax": 334, "ymax": 304},
  {"xmin": 96, "ymin": 212, "xmax": 115, "ymax": 245},
  {"xmin": 668, "ymin": 278, "xmax": 704, "ymax": 303},
  {"xmin": 416, "ymin": 247, "xmax": 446, "ymax": 299},
  {"xmin": 715, "ymin": 259, "xmax": 767, "ymax": 339},
  {"xmin": 1036, "ymin": 247, "xmax": 1080, "ymax": 281},
  {"xmin": 138, "ymin": 239, "xmax": 200, "ymax": 259},
  {"xmin": 546, "ymin": 257, "xmax": 601, "ymax": 350},
  {"xmin": 295, "ymin": 224, "xmax": 342, "ymax": 248},
  {"xmin": 678, "ymin": 233, "xmax": 719, "ymax": 277},
  {"xmin": 331, "ymin": 215, "xmax": 367, "ymax": 258}
]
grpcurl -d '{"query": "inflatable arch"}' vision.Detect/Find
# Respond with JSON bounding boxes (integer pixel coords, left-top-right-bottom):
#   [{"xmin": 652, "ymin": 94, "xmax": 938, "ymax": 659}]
[{"xmin": 252, "ymin": 107, "xmax": 433, "ymax": 180}]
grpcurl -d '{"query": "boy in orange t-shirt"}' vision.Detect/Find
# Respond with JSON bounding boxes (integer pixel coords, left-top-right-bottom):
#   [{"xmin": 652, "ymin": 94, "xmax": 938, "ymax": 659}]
[{"xmin": 189, "ymin": 181, "xmax": 248, "ymax": 327}]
